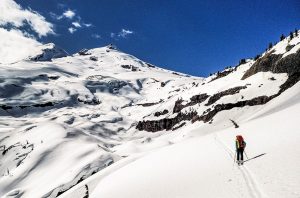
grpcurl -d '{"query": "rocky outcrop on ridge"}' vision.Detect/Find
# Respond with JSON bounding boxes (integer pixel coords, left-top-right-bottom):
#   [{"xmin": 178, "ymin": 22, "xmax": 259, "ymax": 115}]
[{"xmin": 242, "ymin": 49, "xmax": 300, "ymax": 80}]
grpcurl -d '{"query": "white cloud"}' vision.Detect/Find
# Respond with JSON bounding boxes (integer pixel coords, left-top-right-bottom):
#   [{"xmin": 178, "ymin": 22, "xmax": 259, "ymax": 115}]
[
  {"xmin": 62, "ymin": 10, "xmax": 75, "ymax": 19},
  {"xmin": 92, "ymin": 33, "xmax": 101, "ymax": 39},
  {"xmin": 71, "ymin": 21, "xmax": 92, "ymax": 28},
  {"xmin": 83, "ymin": 23, "xmax": 92, "ymax": 27},
  {"xmin": 53, "ymin": 9, "xmax": 76, "ymax": 20},
  {"xmin": 0, "ymin": 28, "xmax": 42, "ymax": 63},
  {"xmin": 119, "ymin": 29, "xmax": 133, "ymax": 38},
  {"xmin": 111, "ymin": 29, "xmax": 134, "ymax": 39},
  {"xmin": 68, "ymin": 27, "xmax": 76, "ymax": 34},
  {"xmin": 50, "ymin": 8, "xmax": 91, "ymax": 34},
  {"xmin": 72, "ymin": 22, "xmax": 81, "ymax": 28},
  {"xmin": 0, "ymin": 0, "xmax": 57, "ymax": 63},
  {"xmin": 0, "ymin": 0, "xmax": 54, "ymax": 37}
]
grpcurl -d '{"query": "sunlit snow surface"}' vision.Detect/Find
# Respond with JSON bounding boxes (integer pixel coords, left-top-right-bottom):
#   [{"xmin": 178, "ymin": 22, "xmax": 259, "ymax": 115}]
[{"xmin": 1, "ymin": 34, "xmax": 300, "ymax": 198}]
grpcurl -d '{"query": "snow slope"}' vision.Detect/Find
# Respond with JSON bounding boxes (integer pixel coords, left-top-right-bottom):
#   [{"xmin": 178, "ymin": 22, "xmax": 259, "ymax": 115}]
[
  {"xmin": 83, "ymin": 82, "xmax": 299, "ymax": 198},
  {"xmin": 1, "ymin": 32, "xmax": 300, "ymax": 198}
]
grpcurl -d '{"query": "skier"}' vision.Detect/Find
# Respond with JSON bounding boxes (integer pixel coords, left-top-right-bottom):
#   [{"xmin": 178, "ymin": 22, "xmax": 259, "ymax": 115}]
[{"xmin": 235, "ymin": 135, "xmax": 246, "ymax": 165}]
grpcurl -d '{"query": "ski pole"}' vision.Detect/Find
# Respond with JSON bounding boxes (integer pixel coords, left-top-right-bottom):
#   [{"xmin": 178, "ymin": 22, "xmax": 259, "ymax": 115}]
[
  {"xmin": 232, "ymin": 151, "xmax": 237, "ymax": 168},
  {"xmin": 244, "ymin": 150, "xmax": 249, "ymax": 159},
  {"xmin": 233, "ymin": 151, "xmax": 236, "ymax": 164}
]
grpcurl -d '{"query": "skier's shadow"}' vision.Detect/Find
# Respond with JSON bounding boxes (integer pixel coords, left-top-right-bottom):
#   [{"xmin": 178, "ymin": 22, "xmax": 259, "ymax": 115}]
[{"xmin": 244, "ymin": 153, "xmax": 266, "ymax": 163}]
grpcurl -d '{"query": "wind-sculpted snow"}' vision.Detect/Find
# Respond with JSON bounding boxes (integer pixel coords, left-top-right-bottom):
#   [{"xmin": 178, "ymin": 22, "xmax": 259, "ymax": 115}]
[{"xmin": 1, "ymin": 33, "xmax": 300, "ymax": 198}]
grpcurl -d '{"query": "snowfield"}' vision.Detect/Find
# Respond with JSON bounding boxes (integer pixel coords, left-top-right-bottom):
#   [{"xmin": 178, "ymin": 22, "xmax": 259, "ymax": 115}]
[{"xmin": 0, "ymin": 33, "xmax": 300, "ymax": 198}]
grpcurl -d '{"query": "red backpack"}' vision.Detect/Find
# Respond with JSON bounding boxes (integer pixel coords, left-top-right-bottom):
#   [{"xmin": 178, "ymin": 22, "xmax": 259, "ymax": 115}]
[{"xmin": 236, "ymin": 135, "xmax": 246, "ymax": 149}]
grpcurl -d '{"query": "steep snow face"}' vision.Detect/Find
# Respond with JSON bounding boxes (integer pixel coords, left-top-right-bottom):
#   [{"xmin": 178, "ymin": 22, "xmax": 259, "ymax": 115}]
[
  {"xmin": 0, "ymin": 45, "xmax": 202, "ymax": 197},
  {"xmin": 0, "ymin": 33, "xmax": 300, "ymax": 198},
  {"xmin": 29, "ymin": 43, "xmax": 68, "ymax": 61}
]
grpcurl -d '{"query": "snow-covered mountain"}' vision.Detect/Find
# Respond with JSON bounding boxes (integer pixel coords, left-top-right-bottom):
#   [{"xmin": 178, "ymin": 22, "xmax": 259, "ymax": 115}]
[{"xmin": 0, "ymin": 32, "xmax": 300, "ymax": 198}]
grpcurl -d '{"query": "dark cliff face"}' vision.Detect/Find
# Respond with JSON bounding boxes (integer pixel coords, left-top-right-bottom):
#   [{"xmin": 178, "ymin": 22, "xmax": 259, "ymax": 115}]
[
  {"xmin": 136, "ymin": 111, "xmax": 197, "ymax": 132},
  {"xmin": 276, "ymin": 50, "xmax": 300, "ymax": 75},
  {"xmin": 173, "ymin": 93, "xmax": 209, "ymax": 113},
  {"xmin": 242, "ymin": 49, "xmax": 300, "ymax": 80}
]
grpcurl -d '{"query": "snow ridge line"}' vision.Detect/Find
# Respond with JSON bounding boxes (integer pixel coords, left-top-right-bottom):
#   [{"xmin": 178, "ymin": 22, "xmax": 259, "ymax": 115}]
[{"xmin": 213, "ymin": 134, "xmax": 268, "ymax": 198}]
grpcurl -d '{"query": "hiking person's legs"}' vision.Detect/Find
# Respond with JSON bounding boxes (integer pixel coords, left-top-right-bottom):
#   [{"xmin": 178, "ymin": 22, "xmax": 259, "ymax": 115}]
[
  {"xmin": 241, "ymin": 149, "xmax": 244, "ymax": 161},
  {"xmin": 236, "ymin": 149, "xmax": 244, "ymax": 164}
]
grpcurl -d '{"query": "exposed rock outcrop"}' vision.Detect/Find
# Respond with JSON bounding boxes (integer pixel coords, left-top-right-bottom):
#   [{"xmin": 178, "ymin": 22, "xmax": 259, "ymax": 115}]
[
  {"xmin": 173, "ymin": 93, "xmax": 209, "ymax": 113},
  {"xmin": 136, "ymin": 110, "xmax": 197, "ymax": 132},
  {"xmin": 89, "ymin": 56, "xmax": 98, "ymax": 61},
  {"xmin": 121, "ymin": 65, "xmax": 139, "ymax": 71},
  {"xmin": 205, "ymin": 86, "xmax": 247, "ymax": 106},
  {"xmin": 0, "ymin": 101, "xmax": 55, "ymax": 111},
  {"xmin": 173, "ymin": 98, "xmax": 184, "ymax": 113},
  {"xmin": 137, "ymin": 100, "xmax": 163, "ymax": 107},
  {"xmin": 77, "ymin": 97, "xmax": 101, "ymax": 105},
  {"xmin": 209, "ymin": 68, "xmax": 235, "ymax": 82},
  {"xmin": 146, "ymin": 63, "xmax": 156, "ymax": 68},
  {"xmin": 242, "ymin": 48, "xmax": 300, "ymax": 79},
  {"xmin": 197, "ymin": 95, "xmax": 271, "ymax": 123},
  {"xmin": 154, "ymin": 109, "xmax": 169, "ymax": 117},
  {"xmin": 78, "ymin": 49, "xmax": 91, "ymax": 56}
]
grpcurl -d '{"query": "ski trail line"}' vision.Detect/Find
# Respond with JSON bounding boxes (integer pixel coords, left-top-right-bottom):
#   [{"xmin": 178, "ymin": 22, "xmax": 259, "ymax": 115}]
[{"xmin": 213, "ymin": 134, "xmax": 268, "ymax": 198}]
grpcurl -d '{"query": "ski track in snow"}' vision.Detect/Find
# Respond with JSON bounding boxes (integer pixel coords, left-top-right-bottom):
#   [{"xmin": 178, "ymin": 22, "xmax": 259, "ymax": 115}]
[{"xmin": 214, "ymin": 134, "xmax": 268, "ymax": 198}]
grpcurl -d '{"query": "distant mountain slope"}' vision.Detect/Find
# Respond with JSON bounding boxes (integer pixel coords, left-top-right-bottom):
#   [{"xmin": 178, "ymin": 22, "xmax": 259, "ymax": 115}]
[{"xmin": 0, "ymin": 32, "xmax": 299, "ymax": 198}]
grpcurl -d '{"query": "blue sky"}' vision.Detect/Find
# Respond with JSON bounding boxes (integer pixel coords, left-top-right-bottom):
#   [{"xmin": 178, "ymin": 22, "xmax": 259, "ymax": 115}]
[{"xmin": 16, "ymin": 0, "xmax": 300, "ymax": 76}]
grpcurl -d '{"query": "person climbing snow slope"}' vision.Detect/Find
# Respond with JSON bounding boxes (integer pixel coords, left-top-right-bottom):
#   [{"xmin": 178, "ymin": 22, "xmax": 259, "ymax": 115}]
[{"xmin": 235, "ymin": 135, "xmax": 246, "ymax": 165}]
